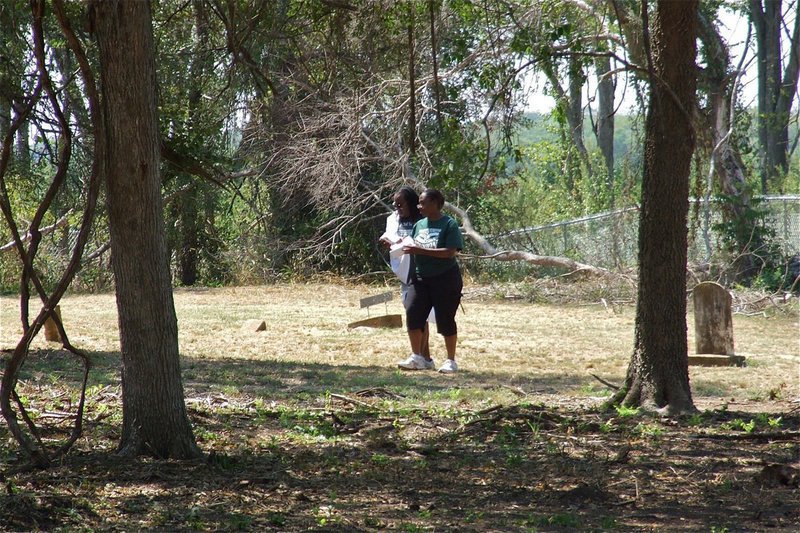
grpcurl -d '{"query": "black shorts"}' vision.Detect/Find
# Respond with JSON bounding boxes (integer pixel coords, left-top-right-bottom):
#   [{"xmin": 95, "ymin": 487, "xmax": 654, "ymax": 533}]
[{"xmin": 406, "ymin": 264, "xmax": 462, "ymax": 337}]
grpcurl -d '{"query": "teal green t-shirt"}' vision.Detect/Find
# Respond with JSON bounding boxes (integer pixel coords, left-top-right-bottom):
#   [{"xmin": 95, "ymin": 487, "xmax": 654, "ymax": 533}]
[{"xmin": 411, "ymin": 215, "xmax": 463, "ymax": 277}]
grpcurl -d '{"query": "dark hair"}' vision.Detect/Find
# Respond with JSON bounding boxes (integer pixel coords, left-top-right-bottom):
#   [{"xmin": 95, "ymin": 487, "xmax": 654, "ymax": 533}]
[
  {"xmin": 421, "ymin": 188, "xmax": 445, "ymax": 209},
  {"xmin": 395, "ymin": 186, "xmax": 422, "ymax": 222}
]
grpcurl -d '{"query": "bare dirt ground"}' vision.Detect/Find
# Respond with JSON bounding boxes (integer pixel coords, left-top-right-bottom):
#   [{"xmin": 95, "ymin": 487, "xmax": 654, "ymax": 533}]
[{"xmin": 0, "ymin": 281, "xmax": 798, "ymax": 531}]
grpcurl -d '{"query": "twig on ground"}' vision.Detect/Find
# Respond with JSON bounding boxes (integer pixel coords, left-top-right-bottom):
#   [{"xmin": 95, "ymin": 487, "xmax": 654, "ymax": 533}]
[
  {"xmin": 329, "ymin": 393, "xmax": 372, "ymax": 408},
  {"xmin": 591, "ymin": 373, "xmax": 620, "ymax": 390},
  {"xmin": 474, "ymin": 404, "xmax": 504, "ymax": 416},
  {"xmin": 499, "ymin": 384, "xmax": 527, "ymax": 396},
  {"xmin": 354, "ymin": 387, "xmax": 405, "ymax": 399}
]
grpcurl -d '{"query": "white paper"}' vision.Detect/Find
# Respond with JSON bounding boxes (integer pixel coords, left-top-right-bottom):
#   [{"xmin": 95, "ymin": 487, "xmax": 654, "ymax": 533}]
[
  {"xmin": 389, "ymin": 236, "xmax": 415, "ymax": 282},
  {"xmin": 382, "ymin": 213, "xmax": 400, "ymax": 243},
  {"xmin": 389, "ymin": 236, "xmax": 414, "ymax": 257}
]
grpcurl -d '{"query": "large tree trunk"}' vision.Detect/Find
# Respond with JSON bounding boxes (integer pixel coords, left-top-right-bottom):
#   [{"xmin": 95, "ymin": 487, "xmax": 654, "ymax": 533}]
[
  {"xmin": 751, "ymin": 0, "xmax": 800, "ymax": 193},
  {"xmin": 614, "ymin": 0, "xmax": 698, "ymax": 415},
  {"xmin": 91, "ymin": 0, "xmax": 201, "ymax": 459},
  {"xmin": 595, "ymin": 54, "xmax": 615, "ymax": 196}
]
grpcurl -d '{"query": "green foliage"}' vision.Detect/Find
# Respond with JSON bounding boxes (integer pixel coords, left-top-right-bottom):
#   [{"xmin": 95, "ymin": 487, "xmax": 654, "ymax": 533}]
[
  {"xmin": 714, "ymin": 193, "xmax": 774, "ymax": 246},
  {"xmin": 721, "ymin": 415, "xmax": 782, "ymax": 433},
  {"xmin": 278, "ymin": 408, "xmax": 338, "ymax": 442},
  {"xmin": 713, "ymin": 194, "xmax": 798, "ymax": 291},
  {"xmin": 370, "ymin": 453, "xmax": 390, "ymax": 466},
  {"xmin": 614, "ymin": 405, "xmax": 640, "ymax": 418},
  {"xmin": 634, "ymin": 422, "xmax": 664, "ymax": 438},
  {"xmin": 267, "ymin": 512, "xmax": 287, "ymax": 527},
  {"xmin": 767, "ymin": 416, "xmax": 783, "ymax": 429},
  {"xmin": 687, "ymin": 413, "xmax": 705, "ymax": 426},
  {"xmin": 470, "ymin": 112, "xmax": 643, "ymax": 249},
  {"xmin": 2, "ymin": 0, "xmax": 794, "ymax": 291}
]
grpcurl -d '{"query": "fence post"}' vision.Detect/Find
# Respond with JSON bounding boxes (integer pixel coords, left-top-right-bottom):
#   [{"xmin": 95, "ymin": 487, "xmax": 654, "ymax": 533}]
[{"xmin": 784, "ymin": 198, "xmax": 789, "ymax": 244}]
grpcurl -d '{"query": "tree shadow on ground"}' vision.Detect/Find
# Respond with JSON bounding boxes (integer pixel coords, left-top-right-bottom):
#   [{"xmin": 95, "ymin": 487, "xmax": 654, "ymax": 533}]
[
  {"xmin": 3, "ymin": 349, "xmax": 799, "ymax": 531},
  {"xmin": 179, "ymin": 355, "xmax": 605, "ymax": 401},
  {"xmin": 14, "ymin": 348, "xmax": 606, "ymax": 398},
  {"xmin": 2, "ymin": 401, "xmax": 797, "ymax": 532}
]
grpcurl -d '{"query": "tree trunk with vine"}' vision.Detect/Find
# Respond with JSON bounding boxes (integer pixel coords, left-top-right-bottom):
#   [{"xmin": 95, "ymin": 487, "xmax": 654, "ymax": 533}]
[{"xmin": 611, "ymin": 0, "xmax": 698, "ymax": 415}]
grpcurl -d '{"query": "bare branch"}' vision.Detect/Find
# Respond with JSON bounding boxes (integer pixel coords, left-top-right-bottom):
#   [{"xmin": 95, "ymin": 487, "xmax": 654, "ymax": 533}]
[
  {"xmin": 0, "ymin": 210, "xmax": 72, "ymax": 253},
  {"xmin": 447, "ymin": 199, "xmax": 610, "ymax": 277}
]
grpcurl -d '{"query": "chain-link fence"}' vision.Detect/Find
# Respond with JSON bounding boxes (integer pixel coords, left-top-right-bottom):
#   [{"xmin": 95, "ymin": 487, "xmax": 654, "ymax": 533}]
[{"xmin": 496, "ymin": 196, "xmax": 800, "ymax": 269}]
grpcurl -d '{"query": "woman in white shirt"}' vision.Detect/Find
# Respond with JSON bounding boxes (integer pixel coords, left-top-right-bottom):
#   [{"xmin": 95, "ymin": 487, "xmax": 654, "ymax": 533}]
[{"xmin": 380, "ymin": 187, "xmax": 434, "ymax": 369}]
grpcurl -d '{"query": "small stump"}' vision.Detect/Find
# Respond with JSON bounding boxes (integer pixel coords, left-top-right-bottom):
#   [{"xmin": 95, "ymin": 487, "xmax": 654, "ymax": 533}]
[
  {"xmin": 242, "ymin": 319, "xmax": 266, "ymax": 332},
  {"xmin": 43, "ymin": 305, "xmax": 62, "ymax": 343}
]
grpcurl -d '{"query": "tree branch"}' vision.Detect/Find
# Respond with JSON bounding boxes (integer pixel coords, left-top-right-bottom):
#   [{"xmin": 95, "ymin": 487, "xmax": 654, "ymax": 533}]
[{"xmin": 0, "ymin": 210, "xmax": 72, "ymax": 253}]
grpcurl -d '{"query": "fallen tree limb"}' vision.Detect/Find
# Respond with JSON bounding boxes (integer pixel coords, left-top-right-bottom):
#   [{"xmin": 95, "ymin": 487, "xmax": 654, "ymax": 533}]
[
  {"xmin": 0, "ymin": 210, "xmax": 72, "ymax": 253},
  {"xmin": 446, "ymin": 201, "xmax": 611, "ymax": 277},
  {"xmin": 462, "ymin": 250, "xmax": 610, "ymax": 276},
  {"xmin": 396, "ymin": 178, "xmax": 612, "ymax": 278}
]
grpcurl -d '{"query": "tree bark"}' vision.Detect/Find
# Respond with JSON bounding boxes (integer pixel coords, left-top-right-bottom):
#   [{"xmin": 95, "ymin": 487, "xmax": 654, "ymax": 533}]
[
  {"xmin": 595, "ymin": 54, "xmax": 615, "ymax": 196},
  {"xmin": 543, "ymin": 57, "xmax": 594, "ymax": 186},
  {"xmin": 751, "ymin": 0, "xmax": 800, "ymax": 192},
  {"xmin": 696, "ymin": 10, "xmax": 760, "ymax": 278},
  {"xmin": 614, "ymin": 0, "xmax": 698, "ymax": 415},
  {"xmin": 91, "ymin": 0, "xmax": 201, "ymax": 459}
]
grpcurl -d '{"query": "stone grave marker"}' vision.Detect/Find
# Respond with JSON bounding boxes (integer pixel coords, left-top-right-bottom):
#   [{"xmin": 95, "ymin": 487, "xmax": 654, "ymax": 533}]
[
  {"xmin": 690, "ymin": 282, "xmax": 745, "ymax": 367},
  {"xmin": 347, "ymin": 291, "xmax": 402, "ymax": 329}
]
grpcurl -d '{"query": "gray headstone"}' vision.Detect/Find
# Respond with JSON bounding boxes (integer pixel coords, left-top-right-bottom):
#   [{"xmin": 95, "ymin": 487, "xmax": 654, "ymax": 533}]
[
  {"xmin": 359, "ymin": 291, "xmax": 393, "ymax": 308},
  {"xmin": 692, "ymin": 282, "xmax": 734, "ymax": 355}
]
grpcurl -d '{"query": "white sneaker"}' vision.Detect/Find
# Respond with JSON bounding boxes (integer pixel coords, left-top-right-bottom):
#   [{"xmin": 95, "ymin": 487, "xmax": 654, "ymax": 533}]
[
  {"xmin": 422, "ymin": 357, "xmax": 436, "ymax": 370},
  {"xmin": 397, "ymin": 354, "xmax": 430, "ymax": 370},
  {"xmin": 438, "ymin": 359, "xmax": 458, "ymax": 373}
]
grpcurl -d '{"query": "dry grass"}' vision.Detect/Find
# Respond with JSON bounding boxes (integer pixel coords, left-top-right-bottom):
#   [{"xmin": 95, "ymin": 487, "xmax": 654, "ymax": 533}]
[
  {"xmin": 0, "ymin": 281, "xmax": 798, "ymax": 531},
  {"xmin": 2, "ymin": 281, "xmax": 796, "ymax": 406}
]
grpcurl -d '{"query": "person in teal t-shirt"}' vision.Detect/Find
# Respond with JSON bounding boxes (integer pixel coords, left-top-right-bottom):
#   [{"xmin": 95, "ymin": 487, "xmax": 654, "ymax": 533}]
[{"xmin": 396, "ymin": 189, "xmax": 464, "ymax": 373}]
